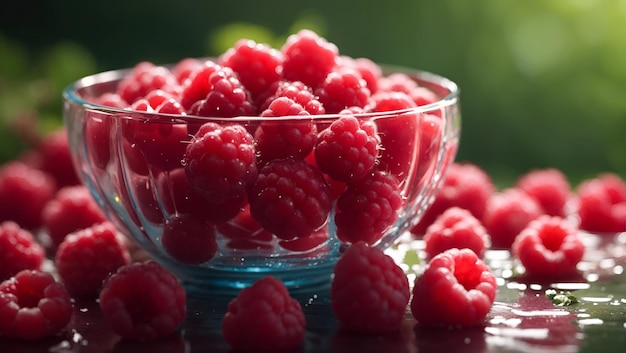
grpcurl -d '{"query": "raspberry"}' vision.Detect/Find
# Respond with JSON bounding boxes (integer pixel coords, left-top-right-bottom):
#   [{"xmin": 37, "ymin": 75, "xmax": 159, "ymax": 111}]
[
  {"xmin": 410, "ymin": 86, "xmax": 440, "ymax": 107},
  {"xmin": 55, "ymin": 221, "xmax": 131, "ymax": 298},
  {"xmin": 98, "ymin": 261, "xmax": 186, "ymax": 341},
  {"xmin": 184, "ymin": 122, "xmax": 257, "ymax": 204},
  {"xmin": 0, "ymin": 221, "xmax": 45, "ymax": 281},
  {"xmin": 423, "ymin": 207, "xmax": 490, "ymax": 259},
  {"xmin": 171, "ymin": 57, "xmax": 205, "ymax": 84},
  {"xmin": 331, "ymin": 242, "xmax": 410, "ymax": 334},
  {"xmin": 117, "ymin": 61, "xmax": 179, "ymax": 104},
  {"xmin": 410, "ymin": 248, "xmax": 497, "ymax": 327},
  {"xmin": 222, "ymin": 276, "xmax": 305, "ymax": 353},
  {"xmin": 255, "ymin": 97, "xmax": 317, "ymax": 165},
  {"xmin": 338, "ymin": 56, "xmax": 382, "ymax": 94},
  {"xmin": 161, "ymin": 213, "xmax": 218, "ymax": 265},
  {"xmin": 0, "ymin": 270, "xmax": 73, "ymax": 340},
  {"xmin": 220, "ymin": 39, "xmax": 284, "ymax": 99},
  {"xmin": 512, "ymin": 215, "xmax": 584, "ymax": 280},
  {"xmin": 315, "ymin": 67, "xmax": 370, "ymax": 113},
  {"xmin": 248, "ymin": 159, "xmax": 332, "ymax": 240},
  {"xmin": 415, "ymin": 113, "xmax": 443, "ymax": 184},
  {"xmin": 217, "ymin": 205, "xmax": 274, "ymax": 250},
  {"xmin": 516, "ymin": 168, "xmax": 571, "ymax": 217},
  {"xmin": 335, "ymin": 170, "xmax": 404, "ymax": 245},
  {"xmin": 313, "ymin": 114, "xmax": 379, "ymax": 182},
  {"xmin": 188, "ymin": 66, "xmax": 255, "ymax": 118},
  {"xmin": 42, "ymin": 185, "xmax": 108, "ymax": 248},
  {"xmin": 482, "ymin": 188, "xmax": 544, "ymax": 249},
  {"xmin": 369, "ymin": 91, "xmax": 418, "ymax": 182},
  {"xmin": 85, "ymin": 111, "xmax": 114, "ymax": 170},
  {"xmin": 257, "ymin": 80, "xmax": 325, "ymax": 115},
  {"xmin": 0, "ymin": 161, "xmax": 56, "ymax": 230},
  {"xmin": 179, "ymin": 61, "xmax": 220, "ymax": 110},
  {"xmin": 92, "ymin": 92, "xmax": 128, "ymax": 108},
  {"xmin": 377, "ymin": 72, "xmax": 419, "ymax": 94},
  {"xmin": 33, "ymin": 128, "xmax": 80, "ymax": 188},
  {"xmin": 412, "ymin": 162, "xmax": 496, "ymax": 236},
  {"xmin": 281, "ymin": 29, "xmax": 339, "ymax": 88},
  {"xmin": 575, "ymin": 173, "xmax": 626, "ymax": 233},
  {"xmin": 144, "ymin": 89, "xmax": 186, "ymax": 115}
]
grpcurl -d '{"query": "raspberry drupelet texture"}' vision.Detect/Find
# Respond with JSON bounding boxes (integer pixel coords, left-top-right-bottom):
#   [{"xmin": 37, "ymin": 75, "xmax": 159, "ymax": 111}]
[
  {"xmin": 331, "ymin": 242, "xmax": 410, "ymax": 334},
  {"xmin": 188, "ymin": 66, "xmax": 256, "ymax": 118},
  {"xmin": 314, "ymin": 115, "xmax": 379, "ymax": 183},
  {"xmin": 248, "ymin": 158, "xmax": 332, "ymax": 240},
  {"xmin": 0, "ymin": 221, "xmax": 45, "ymax": 281},
  {"xmin": 0, "ymin": 270, "xmax": 73, "ymax": 340},
  {"xmin": 98, "ymin": 261, "xmax": 187, "ymax": 341},
  {"xmin": 423, "ymin": 207, "xmax": 490, "ymax": 259},
  {"xmin": 575, "ymin": 173, "xmax": 626, "ymax": 233},
  {"xmin": 222, "ymin": 276, "xmax": 306, "ymax": 353},
  {"xmin": 338, "ymin": 56, "xmax": 383, "ymax": 94},
  {"xmin": 184, "ymin": 122, "xmax": 258, "ymax": 204},
  {"xmin": 315, "ymin": 67, "xmax": 371, "ymax": 113},
  {"xmin": 33, "ymin": 128, "xmax": 80, "ymax": 189},
  {"xmin": 180, "ymin": 61, "xmax": 221, "ymax": 110},
  {"xmin": 281, "ymin": 29, "xmax": 339, "ymax": 88},
  {"xmin": 42, "ymin": 185, "xmax": 108, "ymax": 248},
  {"xmin": 117, "ymin": 61, "xmax": 179, "ymax": 104},
  {"xmin": 411, "ymin": 248, "xmax": 497, "ymax": 327},
  {"xmin": 335, "ymin": 170, "xmax": 404, "ymax": 245},
  {"xmin": 257, "ymin": 80, "xmax": 325, "ymax": 115},
  {"xmin": 516, "ymin": 168, "xmax": 572, "ymax": 217},
  {"xmin": 512, "ymin": 215, "xmax": 584, "ymax": 280},
  {"xmin": 161, "ymin": 213, "xmax": 218, "ymax": 265},
  {"xmin": 0, "ymin": 161, "xmax": 56, "ymax": 230},
  {"xmin": 55, "ymin": 221, "xmax": 131, "ymax": 299}
]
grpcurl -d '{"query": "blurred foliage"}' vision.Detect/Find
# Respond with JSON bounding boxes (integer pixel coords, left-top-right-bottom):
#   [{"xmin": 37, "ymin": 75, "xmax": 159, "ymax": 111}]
[{"xmin": 1, "ymin": 0, "xmax": 625, "ymax": 185}]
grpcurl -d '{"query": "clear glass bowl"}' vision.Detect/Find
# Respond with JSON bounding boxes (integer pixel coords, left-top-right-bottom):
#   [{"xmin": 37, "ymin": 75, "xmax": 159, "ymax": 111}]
[{"xmin": 63, "ymin": 65, "xmax": 460, "ymax": 298}]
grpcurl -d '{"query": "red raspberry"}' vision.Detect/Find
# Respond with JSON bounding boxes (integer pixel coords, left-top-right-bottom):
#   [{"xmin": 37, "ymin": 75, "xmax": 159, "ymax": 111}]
[
  {"xmin": 516, "ymin": 168, "xmax": 571, "ymax": 217},
  {"xmin": 85, "ymin": 111, "xmax": 115, "ymax": 170},
  {"xmin": 55, "ymin": 221, "xmax": 131, "ymax": 298},
  {"xmin": 98, "ymin": 261, "xmax": 186, "ymax": 341},
  {"xmin": 0, "ymin": 161, "xmax": 56, "ymax": 230},
  {"xmin": 0, "ymin": 221, "xmax": 45, "ymax": 281},
  {"xmin": 33, "ymin": 128, "xmax": 80, "ymax": 188},
  {"xmin": 171, "ymin": 57, "xmax": 205, "ymax": 84},
  {"xmin": 338, "ymin": 56, "xmax": 382, "ymax": 94},
  {"xmin": 575, "ymin": 173, "xmax": 626, "ymax": 233},
  {"xmin": 314, "ymin": 114, "xmax": 379, "ymax": 182},
  {"xmin": 91, "ymin": 92, "xmax": 128, "ymax": 108},
  {"xmin": 482, "ymin": 188, "xmax": 544, "ymax": 249},
  {"xmin": 42, "ymin": 185, "xmax": 108, "ymax": 248},
  {"xmin": 144, "ymin": 89, "xmax": 186, "ymax": 115},
  {"xmin": 377, "ymin": 72, "xmax": 419, "ymax": 94},
  {"xmin": 0, "ymin": 270, "xmax": 73, "ymax": 340},
  {"xmin": 180, "ymin": 61, "xmax": 221, "ymax": 110},
  {"xmin": 188, "ymin": 66, "xmax": 256, "ymax": 118},
  {"xmin": 331, "ymin": 242, "xmax": 410, "ymax": 334},
  {"xmin": 248, "ymin": 159, "xmax": 332, "ymax": 240},
  {"xmin": 281, "ymin": 29, "xmax": 339, "ymax": 88},
  {"xmin": 512, "ymin": 215, "xmax": 584, "ymax": 280},
  {"xmin": 117, "ymin": 61, "xmax": 179, "ymax": 104},
  {"xmin": 423, "ymin": 207, "xmax": 490, "ymax": 259},
  {"xmin": 161, "ymin": 213, "xmax": 218, "ymax": 265},
  {"xmin": 410, "ymin": 86, "xmax": 440, "ymax": 107},
  {"xmin": 315, "ymin": 67, "xmax": 370, "ymax": 113},
  {"xmin": 369, "ymin": 91, "xmax": 418, "ymax": 182},
  {"xmin": 217, "ymin": 205, "xmax": 274, "ymax": 250},
  {"xmin": 410, "ymin": 248, "xmax": 497, "ymax": 327},
  {"xmin": 222, "ymin": 276, "xmax": 305, "ymax": 353},
  {"xmin": 335, "ymin": 170, "xmax": 404, "ymax": 245},
  {"xmin": 220, "ymin": 39, "xmax": 284, "ymax": 99},
  {"xmin": 412, "ymin": 162, "xmax": 496, "ymax": 236},
  {"xmin": 257, "ymin": 80, "xmax": 325, "ymax": 115},
  {"xmin": 255, "ymin": 97, "xmax": 317, "ymax": 165},
  {"xmin": 415, "ymin": 113, "xmax": 443, "ymax": 184},
  {"xmin": 184, "ymin": 122, "xmax": 257, "ymax": 204}
]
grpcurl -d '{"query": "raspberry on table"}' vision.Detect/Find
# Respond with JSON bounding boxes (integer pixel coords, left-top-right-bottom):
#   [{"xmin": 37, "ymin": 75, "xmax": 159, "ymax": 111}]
[
  {"xmin": 188, "ymin": 66, "xmax": 256, "ymax": 118},
  {"xmin": 184, "ymin": 122, "xmax": 258, "ymax": 204},
  {"xmin": 0, "ymin": 269, "xmax": 73, "ymax": 340},
  {"xmin": 313, "ymin": 114, "xmax": 379, "ymax": 183},
  {"xmin": 575, "ymin": 173, "xmax": 626, "ymax": 233},
  {"xmin": 255, "ymin": 97, "xmax": 317, "ymax": 165},
  {"xmin": 423, "ymin": 207, "xmax": 490, "ymax": 259},
  {"xmin": 42, "ymin": 185, "xmax": 108, "ymax": 248},
  {"xmin": 98, "ymin": 261, "xmax": 186, "ymax": 341},
  {"xmin": 281, "ymin": 29, "xmax": 339, "ymax": 88},
  {"xmin": 335, "ymin": 170, "xmax": 404, "ymax": 245},
  {"xmin": 220, "ymin": 39, "xmax": 284, "ymax": 99},
  {"xmin": 315, "ymin": 67, "xmax": 370, "ymax": 114},
  {"xmin": 33, "ymin": 128, "xmax": 80, "ymax": 189},
  {"xmin": 55, "ymin": 221, "xmax": 131, "ymax": 299},
  {"xmin": 0, "ymin": 161, "xmax": 56, "ymax": 230},
  {"xmin": 410, "ymin": 248, "xmax": 497, "ymax": 327},
  {"xmin": 222, "ymin": 276, "xmax": 306, "ymax": 353},
  {"xmin": 331, "ymin": 242, "xmax": 410, "ymax": 334},
  {"xmin": 512, "ymin": 215, "xmax": 584, "ymax": 280},
  {"xmin": 412, "ymin": 162, "xmax": 496, "ymax": 236},
  {"xmin": 248, "ymin": 158, "xmax": 332, "ymax": 240},
  {"xmin": 117, "ymin": 61, "xmax": 179, "ymax": 104},
  {"xmin": 161, "ymin": 213, "xmax": 218, "ymax": 265},
  {"xmin": 0, "ymin": 221, "xmax": 45, "ymax": 281},
  {"xmin": 516, "ymin": 168, "xmax": 572, "ymax": 217},
  {"xmin": 482, "ymin": 188, "xmax": 544, "ymax": 249}
]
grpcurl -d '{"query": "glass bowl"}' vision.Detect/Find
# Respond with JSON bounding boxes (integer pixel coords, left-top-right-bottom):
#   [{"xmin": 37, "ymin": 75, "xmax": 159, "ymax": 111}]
[{"xmin": 63, "ymin": 64, "xmax": 460, "ymax": 298}]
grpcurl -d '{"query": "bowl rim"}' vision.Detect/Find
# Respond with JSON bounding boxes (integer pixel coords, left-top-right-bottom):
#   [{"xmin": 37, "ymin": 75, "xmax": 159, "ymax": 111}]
[{"xmin": 63, "ymin": 62, "xmax": 460, "ymax": 122}]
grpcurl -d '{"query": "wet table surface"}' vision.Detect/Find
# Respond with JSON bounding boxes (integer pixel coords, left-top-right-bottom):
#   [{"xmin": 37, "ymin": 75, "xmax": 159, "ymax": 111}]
[{"xmin": 1, "ymin": 232, "xmax": 625, "ymax": 353}]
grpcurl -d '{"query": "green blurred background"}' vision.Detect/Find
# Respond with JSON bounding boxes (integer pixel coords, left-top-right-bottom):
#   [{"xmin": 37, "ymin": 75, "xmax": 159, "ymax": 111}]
[{"xmin": 1, "ymin": 0, "xmax": 625, "ymax": 187}]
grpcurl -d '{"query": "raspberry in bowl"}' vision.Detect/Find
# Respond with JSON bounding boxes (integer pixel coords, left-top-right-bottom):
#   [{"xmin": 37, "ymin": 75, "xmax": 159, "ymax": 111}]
[{"xmin": 62, "ymin": 30, "xmax": 461, "ymax": 298}]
